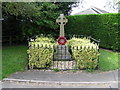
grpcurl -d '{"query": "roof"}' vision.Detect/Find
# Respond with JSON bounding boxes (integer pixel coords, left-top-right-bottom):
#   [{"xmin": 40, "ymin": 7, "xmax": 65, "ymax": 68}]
[{"xmin": 74, "ymin": 6, "xmax": 109, "ymax": 15}]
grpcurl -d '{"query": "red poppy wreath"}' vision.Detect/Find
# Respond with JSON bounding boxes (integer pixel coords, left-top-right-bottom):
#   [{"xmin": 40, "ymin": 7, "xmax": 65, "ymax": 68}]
[{"xmin": 57, "ymin": 36, "xmax": 67, "ymax": 45}]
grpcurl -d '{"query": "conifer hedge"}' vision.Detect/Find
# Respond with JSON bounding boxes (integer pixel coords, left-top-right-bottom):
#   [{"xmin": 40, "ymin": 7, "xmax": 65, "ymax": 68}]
[{"xmin": 65, "ymin": 13, "xmax": 120, "ymax": 51}]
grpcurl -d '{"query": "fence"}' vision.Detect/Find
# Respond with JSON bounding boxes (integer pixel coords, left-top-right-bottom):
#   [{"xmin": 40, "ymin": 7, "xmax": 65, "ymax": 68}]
[
  {"xmin": 27, "ymin": 35, "xmax": 100, "ymax": 70},
  {"xmin": 28, "ymin": 34, "xmax": 100, "ymax": 44},
  {"xmin": 2, "ymin": 35, "xmax": 22, "ymax": 46},
  {"xmin": 1, "ymin": 36, "xmax": 12, "ymax": 46}
]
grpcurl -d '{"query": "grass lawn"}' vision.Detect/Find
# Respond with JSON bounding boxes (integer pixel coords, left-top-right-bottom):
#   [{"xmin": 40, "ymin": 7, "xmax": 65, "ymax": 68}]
[
  {"xmin": 99, "ymin": 49, "xmax": 120, "ymax": 71},
  {"xmin": 1, "ymin": 45, "xmax": 119, "ymax": 80},
  {"xmin": 2, "ymin": 45, "xmax": 27, "ymax": 79}
]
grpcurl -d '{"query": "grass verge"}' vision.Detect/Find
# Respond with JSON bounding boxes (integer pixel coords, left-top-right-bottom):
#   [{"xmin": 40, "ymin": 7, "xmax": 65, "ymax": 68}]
[
  {"xmin": 2, "ymin": 45, "xmax": 27, "ymax": 79},
  {"xmin": 98, "ymin": 49, "xmax": 120, "ymax": 71}
]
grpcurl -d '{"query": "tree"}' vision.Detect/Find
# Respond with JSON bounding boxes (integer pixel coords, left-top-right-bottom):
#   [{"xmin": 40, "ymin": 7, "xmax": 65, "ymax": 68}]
[
  {"xmin": 104, "ymin": 0, "xmax": 120, "ymax": 12},
  {"xmin": 2, "ymin": 2, "xmax": 79, "ymax": 38}
]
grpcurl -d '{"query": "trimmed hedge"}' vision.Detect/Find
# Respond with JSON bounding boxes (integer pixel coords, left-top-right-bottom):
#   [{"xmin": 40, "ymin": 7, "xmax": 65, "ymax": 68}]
[
  {"xmin": 27, "ymin": 36, "xmax": 55, "ymax": 69},
  {"xmin": 65, "ymin": 13, "xmax": 120, "ymax": 51},
  {"xmin": 28, "ymin": 47, "xmax": 54, "ymax": 69},
  {"xmin": 68, "ymin": 37, "xmax": 99, "ymax": 69}
]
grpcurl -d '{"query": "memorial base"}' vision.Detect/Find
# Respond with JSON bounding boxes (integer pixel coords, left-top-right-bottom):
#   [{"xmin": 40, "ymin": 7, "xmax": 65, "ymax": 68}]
[
  {"xmin": 54, "ymin": 45, "xmax": 72, "ymax": 61},
  {"xmin": 51, "ymin": 61, "xmax": 76, "ymax": 69}
]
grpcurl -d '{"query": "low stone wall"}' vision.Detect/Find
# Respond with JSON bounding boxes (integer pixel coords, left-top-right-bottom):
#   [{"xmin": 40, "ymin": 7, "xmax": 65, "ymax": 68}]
[{"xmin": 51, "ymin": 61, "xmax": 76, "ymax": 70}]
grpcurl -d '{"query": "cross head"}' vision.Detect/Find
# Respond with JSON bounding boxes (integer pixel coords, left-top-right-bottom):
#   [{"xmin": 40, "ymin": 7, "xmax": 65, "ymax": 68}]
[{"xmin": 56, "ymin": 14, "xmax": 68, "ymax": 36}]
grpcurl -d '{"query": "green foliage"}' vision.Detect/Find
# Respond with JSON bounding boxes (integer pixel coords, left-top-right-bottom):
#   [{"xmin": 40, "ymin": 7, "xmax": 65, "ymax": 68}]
[
  {"xmin": 86, "ymin": 68, "xmax": 94, "ymax": 72},
  {"xmin": 2, "ymin": 2, "xmax": 38, "ymax": 18},
  {"xmin": 2, "ymin": 45, "xmax": 119, "ymax": 80},
  {"xmin": 69, "ymin": 37, "xmax": 99, "ymax": 69},
  {"xmin": 72, "ymin": 66, "xmax": 77, "ymax": 73},
  {"xmin": 68, "ymin": 37, "xmax": 94, "ymax": 46},
  {"xmin": 28, "ymin": 47, "xmax": 54, "ymax": 69},
  {"xmin": 28, "ymin": 36, "xmax": 99, "ymax": 70},
  {"xmin": 34, "ymin": 35, "xmax": 55, "ymax": 43},
  {"xmin": 27, "ymin": 36, "xmax": 119, "ymax": 71},
  {"xmin": 27, "ymin": 36, "xmax": 55, "ymax": 69},
  {"xmin": 54, "ymin": 68, "xmax": 60, "ymax": 72},
  {"xmin": 99, "ymin": 49, "xmax": 120, "ymax": 71},
  {"xmin": 2, "ymin": 2, "xmax": 78, "ymax": 37},
  {"xmin": 65, "ymin": 13, "xmax": 120, "ymax": 51},
  {"xmin": 2, "ymin": 2, "xmax": 77, "ymax": 17},
  {"xmin": 2, "ymin": 45, "xmax": 27, "ymax": 79},
  {"xmin": 72, "ymin": 69, "xmax": 77, "ymax": 73}
]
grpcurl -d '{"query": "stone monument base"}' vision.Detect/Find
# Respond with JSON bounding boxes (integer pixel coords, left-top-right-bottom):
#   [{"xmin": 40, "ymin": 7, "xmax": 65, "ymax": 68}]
[
  {"xmin": 51, "ymin": 61, "xmax": 76, "ymax": 69},
  {"xmin": 54, "ymin": 45, "xmax": 72, "ymax": 61}
]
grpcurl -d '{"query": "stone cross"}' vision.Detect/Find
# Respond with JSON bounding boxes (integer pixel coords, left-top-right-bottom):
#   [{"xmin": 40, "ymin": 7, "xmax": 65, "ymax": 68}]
[{"xmin": 56, "ymin": 14, "xmax": 68, "ymax": 36}]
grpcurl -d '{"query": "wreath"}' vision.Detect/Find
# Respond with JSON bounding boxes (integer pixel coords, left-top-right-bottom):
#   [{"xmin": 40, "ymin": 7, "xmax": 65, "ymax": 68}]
[{"xmin": 57, "ymin": 36, "xmax": 67, "ymax": 45}]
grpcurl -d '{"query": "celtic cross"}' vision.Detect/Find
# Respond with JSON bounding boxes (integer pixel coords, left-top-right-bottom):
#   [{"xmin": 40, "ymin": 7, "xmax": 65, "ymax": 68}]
[{"xmin": 56, "ymin": 14, "xmax": 68, "ymax": 36}]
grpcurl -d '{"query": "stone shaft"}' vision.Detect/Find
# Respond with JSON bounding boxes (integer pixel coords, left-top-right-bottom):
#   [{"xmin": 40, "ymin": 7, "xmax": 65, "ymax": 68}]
[{"xmin": 60, "ymin": 24, "xmax": 64, "ymax": 36}]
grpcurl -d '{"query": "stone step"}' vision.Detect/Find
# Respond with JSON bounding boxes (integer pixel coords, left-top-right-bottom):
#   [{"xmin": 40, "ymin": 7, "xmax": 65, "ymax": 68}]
[{"xmin": 51, "ymin": 61, "xmax": 76, "ymax": 69}]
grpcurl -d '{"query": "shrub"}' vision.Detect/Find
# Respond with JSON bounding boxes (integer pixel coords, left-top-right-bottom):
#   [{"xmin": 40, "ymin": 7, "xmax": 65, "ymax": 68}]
[
  {"xmin": 54, "ymin": 68, "xmax": 60, "ymax": 72},
  {"xmin": 35, "ymin": 35, "xmax": 55, "ymax": 43},
  {"xmin": 65, "ymin": 13, "xmax": 120, "ymax": 51},
  {"xmin": 27, "ymin": 36, "xmax": 55, "ymax": 69},
  {"xmin": 27, "ymin": 36, "xmax": 99, "ymax": 70},
  {"xmin": 69, "ymin": 37, "xmax": 99, "ymax": 69}
]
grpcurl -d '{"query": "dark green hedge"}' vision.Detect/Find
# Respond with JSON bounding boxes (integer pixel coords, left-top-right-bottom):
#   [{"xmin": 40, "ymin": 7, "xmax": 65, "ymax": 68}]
[{"xmin": 65, "ymin": 13, "xmax": 120, "ymax": 51}]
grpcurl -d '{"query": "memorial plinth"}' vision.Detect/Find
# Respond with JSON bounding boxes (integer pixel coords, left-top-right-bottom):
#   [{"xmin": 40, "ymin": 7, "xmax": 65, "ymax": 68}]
[{"xmin": 54, "ymin": 45, "xmax": 71, "ymax": 60}]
